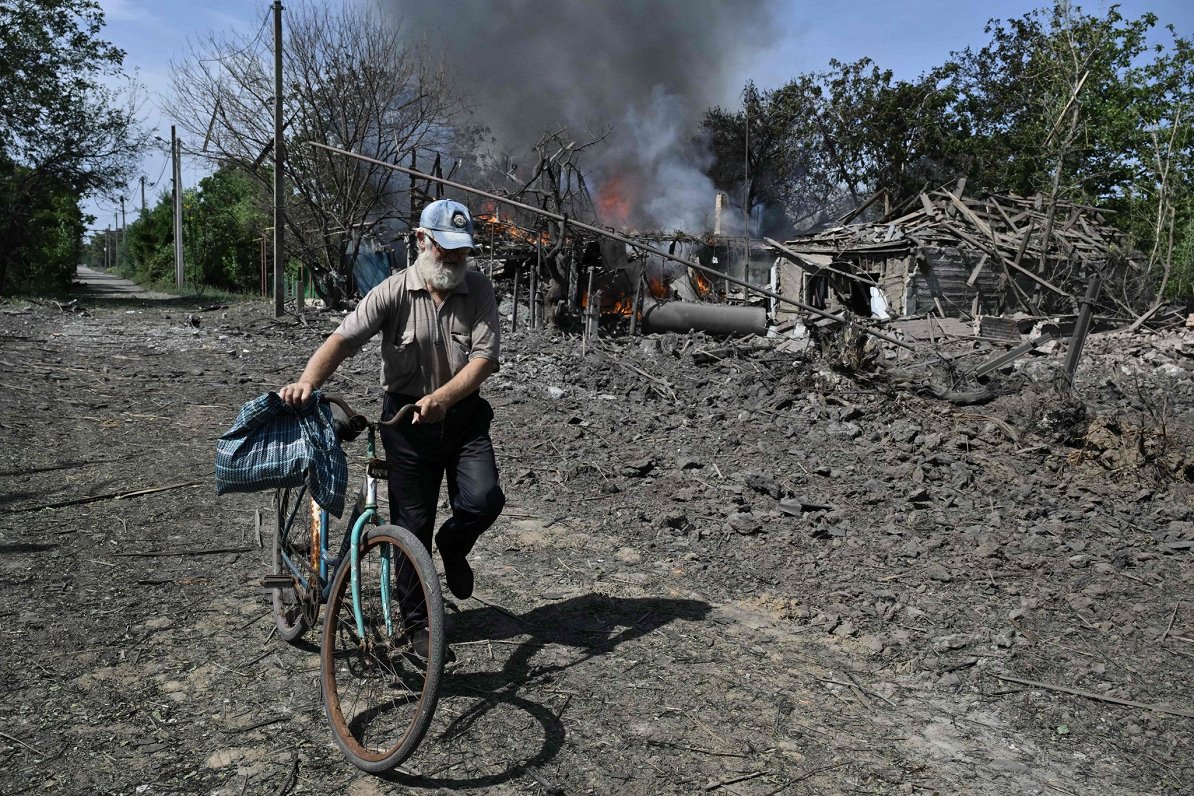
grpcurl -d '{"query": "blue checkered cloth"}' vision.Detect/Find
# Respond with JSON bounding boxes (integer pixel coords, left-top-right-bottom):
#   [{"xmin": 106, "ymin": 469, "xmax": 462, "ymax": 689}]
[{"xmin": 215, "ymin": 390, "xmax": 348, "ymax": 517}]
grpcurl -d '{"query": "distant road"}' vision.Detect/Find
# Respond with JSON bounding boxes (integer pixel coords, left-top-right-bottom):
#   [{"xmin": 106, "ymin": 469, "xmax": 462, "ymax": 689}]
[{"xmin": 74, "ymin": 265, "xmax": 174, "ymax": 299}]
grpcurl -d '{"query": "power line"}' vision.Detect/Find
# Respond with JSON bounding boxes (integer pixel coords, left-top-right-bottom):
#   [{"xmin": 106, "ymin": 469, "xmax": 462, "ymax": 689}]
[
  {"xmin": 197, "ymin": 7, "xmax": 272, "ymax": 67},
  {"xmin": 147, "ymin": 149, "xmax": 171, "ymax": 190}
]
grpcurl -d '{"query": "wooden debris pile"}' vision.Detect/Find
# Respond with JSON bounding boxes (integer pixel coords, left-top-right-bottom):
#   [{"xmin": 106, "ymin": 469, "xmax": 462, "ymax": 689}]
[
  {"xmin": 854, "ymin": 188, "xmax": 1124, "ymax": 266},
  {"xmin": 770, "ymin": 186, "xmax": 1149, "ymax": 321}
]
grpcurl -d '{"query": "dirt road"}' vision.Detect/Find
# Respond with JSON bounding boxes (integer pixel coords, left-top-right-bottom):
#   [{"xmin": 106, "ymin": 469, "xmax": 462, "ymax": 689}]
[
  {"xmin": 73, "ymin": 265, "xmax": 177, "ymax": 300},
  {"xmin": 0, "ymin": 289, "xmax": 1190, "ymax": 795}
]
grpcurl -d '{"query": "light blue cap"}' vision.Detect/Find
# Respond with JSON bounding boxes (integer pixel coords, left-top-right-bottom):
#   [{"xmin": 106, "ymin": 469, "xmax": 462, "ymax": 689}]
[{"xmin": 419, "ymin": 199, "xmax": 474, "ymax": 250}]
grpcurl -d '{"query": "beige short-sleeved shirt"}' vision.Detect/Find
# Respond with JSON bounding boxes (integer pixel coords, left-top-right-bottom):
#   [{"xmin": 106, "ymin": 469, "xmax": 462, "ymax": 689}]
[{"xmin": 334, "ymin": 267, "xmax": 500, "ymax": 396}]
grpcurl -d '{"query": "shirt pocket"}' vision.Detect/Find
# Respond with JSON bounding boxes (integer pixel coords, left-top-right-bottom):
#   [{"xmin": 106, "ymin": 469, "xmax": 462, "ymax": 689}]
[
  {"xmin": 384, "ymin": 328, "xmax": 419, "ymax": 374},
  {"xmin": 448, "ymin": 319, "xmax": 472, "ymax": 372}
]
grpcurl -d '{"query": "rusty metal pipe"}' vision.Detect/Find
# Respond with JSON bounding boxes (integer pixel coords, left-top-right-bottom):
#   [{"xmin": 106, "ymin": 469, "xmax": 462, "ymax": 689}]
[{"xmin": 307, "ymin": 142, "xmax": 915, "ymax": 350}]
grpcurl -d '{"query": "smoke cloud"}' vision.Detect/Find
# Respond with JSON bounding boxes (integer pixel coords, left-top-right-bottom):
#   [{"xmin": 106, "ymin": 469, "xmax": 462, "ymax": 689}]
[{"xmin": 384, "ymin": 0, "xmax": 781, "ymax": 232}]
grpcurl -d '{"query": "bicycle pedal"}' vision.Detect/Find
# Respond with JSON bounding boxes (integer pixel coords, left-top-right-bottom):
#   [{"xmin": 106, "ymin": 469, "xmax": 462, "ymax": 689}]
[{"xmin": 261, "ymin": 574, "xmax": 294, "ymax": 590}]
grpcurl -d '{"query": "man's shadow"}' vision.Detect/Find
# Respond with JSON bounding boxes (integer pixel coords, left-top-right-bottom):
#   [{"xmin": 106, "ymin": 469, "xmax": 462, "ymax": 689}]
[{"xmin": 386, "ymin": 592, "xmax": 711, "ymax": 790}]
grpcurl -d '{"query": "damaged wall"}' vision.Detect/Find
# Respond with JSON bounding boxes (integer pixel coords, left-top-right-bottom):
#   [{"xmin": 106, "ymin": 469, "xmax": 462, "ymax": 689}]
[
  {"xmin": 907, "ymin": 245, "xmax": 1005, "ymax": 317},
  {"xmin": 769, "ymin": 190, "xmax": 1142, "ymax": 322}
]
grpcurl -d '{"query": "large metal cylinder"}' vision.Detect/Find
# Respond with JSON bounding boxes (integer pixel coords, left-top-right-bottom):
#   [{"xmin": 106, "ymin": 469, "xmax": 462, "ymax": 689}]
[{"xmin": 641, "ymin": 300, "xmax": 767, "ymax": 336}]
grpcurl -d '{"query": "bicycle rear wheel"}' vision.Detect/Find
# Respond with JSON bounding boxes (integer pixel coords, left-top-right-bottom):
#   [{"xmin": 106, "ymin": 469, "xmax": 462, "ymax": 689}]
[
  {"xmin": 321, "ymin": 524, "xmax": 445, "ymax": 773},
  {"xmin": 270, "ymin": 486, "xmax": 319, "ymax": 642}
]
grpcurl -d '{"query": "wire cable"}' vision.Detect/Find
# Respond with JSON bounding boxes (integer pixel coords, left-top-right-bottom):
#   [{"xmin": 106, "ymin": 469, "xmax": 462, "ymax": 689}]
[
  {"xmin": 148, "ymin": 149, "xmax": 170, "ymax": 189},
  {"xmin": 197, "ymin": 7, "xmax": 272, "ymax": 67}
]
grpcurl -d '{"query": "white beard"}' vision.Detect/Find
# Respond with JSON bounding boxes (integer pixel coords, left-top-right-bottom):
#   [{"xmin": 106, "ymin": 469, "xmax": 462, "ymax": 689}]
[{"xmin": 415, "ymin": 248, "xmax": 468, "ymax": 292}]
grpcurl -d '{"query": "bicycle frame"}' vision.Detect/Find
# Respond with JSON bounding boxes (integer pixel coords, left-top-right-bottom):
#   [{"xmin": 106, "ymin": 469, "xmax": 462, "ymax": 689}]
[
  {"xmin": 274, "ymin": 397, "xmax": 425, "ymax": 651},
  {"xmin": 276, "ymin": 424, "xmax": 397, "ymax": 640}
]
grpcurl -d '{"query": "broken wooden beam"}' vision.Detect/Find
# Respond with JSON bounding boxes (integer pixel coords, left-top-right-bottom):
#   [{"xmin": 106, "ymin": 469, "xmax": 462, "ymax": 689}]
[
  {"xmin": 970, "ymin": 333, "xmax": 1056, "ymax": 377},
  {"xmin": 764, "ymin": 238, "xmax": 879, "ymax": 286},
  {"xmin": 942, "ymin": 221, "xmax": 1070, "ymax": 298},
  {"xmin": 1063, "ymin": 273, "xmax": 1102, "ymax": 378}
]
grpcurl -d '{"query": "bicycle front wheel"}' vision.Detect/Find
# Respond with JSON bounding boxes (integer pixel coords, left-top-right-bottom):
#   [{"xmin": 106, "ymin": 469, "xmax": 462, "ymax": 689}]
[{"xmin": 321, "ymin": 524, "xmax": 445, "ymax": 773}]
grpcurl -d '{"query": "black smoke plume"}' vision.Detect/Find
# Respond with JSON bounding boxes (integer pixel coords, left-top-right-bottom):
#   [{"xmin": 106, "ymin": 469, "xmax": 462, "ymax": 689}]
[{"xmin": 382, "ymin": 0, "xmax": 780, "ymax": 232}]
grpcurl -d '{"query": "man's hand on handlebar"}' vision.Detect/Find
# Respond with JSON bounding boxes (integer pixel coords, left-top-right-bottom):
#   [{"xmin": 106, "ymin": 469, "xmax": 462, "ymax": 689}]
[
  {"xmin": 413, "ymin": 393, "xmax": 447, "ymax": 424},
  {"xmin": 279, "ymin": 381, "xmax": 316, "ymax": 408}
]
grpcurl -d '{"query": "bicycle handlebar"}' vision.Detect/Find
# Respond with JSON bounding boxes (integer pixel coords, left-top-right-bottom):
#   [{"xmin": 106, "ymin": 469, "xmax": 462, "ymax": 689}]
[{"xmin": 322, "ymin": 394, "xmax": 419, "ymax": 428}]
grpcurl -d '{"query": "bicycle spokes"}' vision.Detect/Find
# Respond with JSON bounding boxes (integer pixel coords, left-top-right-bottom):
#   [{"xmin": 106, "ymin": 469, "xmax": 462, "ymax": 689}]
[{"xmin": 321, "ymin": 526, "xmax": 445, "ymax": 772}]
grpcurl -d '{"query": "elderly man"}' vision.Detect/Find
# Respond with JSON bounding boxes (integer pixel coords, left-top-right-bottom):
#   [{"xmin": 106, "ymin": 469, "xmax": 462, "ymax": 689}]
[{"xmin": 279, "ymin": 199, "xmax": 504, "ymax": 652}]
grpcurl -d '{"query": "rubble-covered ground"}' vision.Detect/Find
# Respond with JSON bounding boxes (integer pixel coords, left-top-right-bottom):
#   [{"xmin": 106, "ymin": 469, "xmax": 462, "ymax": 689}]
[{"xmin": 1, "ymin": 285, "xmax": 1192, "ymax": 796}]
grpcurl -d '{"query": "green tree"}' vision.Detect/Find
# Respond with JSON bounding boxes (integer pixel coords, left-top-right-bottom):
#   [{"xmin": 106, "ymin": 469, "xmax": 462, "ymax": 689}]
[
  {"xmin": 119, "ymin": 168, "xmax": 269, "ymax": 294},
  {"xmin": 938, "ymin": 2, "xmax": 1193, "ymax": 306},
  {"xmin": 0, "ymin": 0, "xmax": 146, "ymax": 293},
  {"xmin": 938, "ymin": 3, "xmax": 1155, "ymax": 201},
  {"xmin": 168, "ymin": 2, "xmax": 471, "ymax": 306},
  {"xmin": 1119, "ymin": 27, "xmax": 1194, "ymax": 302},
  {"xmin": 1, "ymin": 163, "xmax": 86, "ymax": 293},
  {"xmin": 702, "ymin": 80, "xmax": 802, "ymax": 233},
  {"xmin": 121, "ymin": 189, "xmax": 176, "ymax": 286},
  {"xmin": 704, "ymin": 61, "xmax": 957, "ymax": 233},
  {"xmin": 184, "ymin": 166, "xmax": 270, "ymax": 292}
]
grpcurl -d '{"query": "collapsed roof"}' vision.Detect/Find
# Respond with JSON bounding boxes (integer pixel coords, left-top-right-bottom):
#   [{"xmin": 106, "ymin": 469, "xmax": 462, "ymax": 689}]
[{"xmin": 768, "ymin": 187, "xmax": 1142, "ymax": 322}]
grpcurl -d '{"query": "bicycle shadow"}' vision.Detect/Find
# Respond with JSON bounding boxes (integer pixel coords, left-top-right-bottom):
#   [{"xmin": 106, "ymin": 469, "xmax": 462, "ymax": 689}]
[{"xmin": 383, "ymin": 592, "xmax": 711, "ymax": 790}]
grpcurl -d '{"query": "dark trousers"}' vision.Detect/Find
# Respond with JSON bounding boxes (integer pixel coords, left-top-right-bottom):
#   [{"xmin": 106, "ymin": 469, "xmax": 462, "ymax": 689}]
[{"xmin": 380, "ymin": 392, "xmax": 504, "ymax": 624}]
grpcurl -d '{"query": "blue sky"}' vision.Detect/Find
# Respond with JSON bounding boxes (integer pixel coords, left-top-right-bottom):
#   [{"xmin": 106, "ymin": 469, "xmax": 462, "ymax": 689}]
[{"xmin": 84, "ymin": 0, "xmax": 1193, "ymax": 229}]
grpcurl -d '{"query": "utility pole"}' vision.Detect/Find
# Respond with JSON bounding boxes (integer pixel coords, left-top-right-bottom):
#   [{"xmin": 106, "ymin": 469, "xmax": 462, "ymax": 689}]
[
  {"xmin": 114, "ymin": 212, "xmax": 120, "ymax": 269},
  {"xmin": 272, "ymin": 0, "xmax": 286, "ymax": 318},
  {"xmin": 743, "ymin": 91, "xmax": 750, "ymax": 289},
  {"xmin": 140, "ymin": 176, "xmax": 146, "ymax": 216},
  {"xmin": 172, "ymin": 125, "xmax": 184, "ymax": 289},
  {"xmin": 119, "ymin": 196, "xmax": 126, "ymax": 266}
]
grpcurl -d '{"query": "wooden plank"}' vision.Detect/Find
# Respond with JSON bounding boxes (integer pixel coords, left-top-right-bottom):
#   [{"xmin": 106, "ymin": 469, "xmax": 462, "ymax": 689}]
[
  {"xmin": 990, "ymin": 200, "xmax": 1023, "ymax": 236},
  {"xmin": 1012, "ymin": 220, "xmax": 1035, "ymax": 267},
  {"xmin": 763, "ymin": 238, "xmax": 879, "ymax": 286},
  {"xmin": 834, "ymin": 189, "xmax": 888, "ymax": 226},
  {"xmin": 966, "ymin": 253, "xmax": 989, "ymax": 287},
  {"xmin": 883, "ymin": 209, "xmax": 928, "ymax": 226},
  {"xmin": 971, "ymin": 333, "xmax": 1055, "ymax": 376},
  {"xmin": 941, "ymin": 221, "xmax": 1069, "ymax": 297},
  {"xmin": 946, "ymin": 191, "xmax": 996, "ymax": 241}
]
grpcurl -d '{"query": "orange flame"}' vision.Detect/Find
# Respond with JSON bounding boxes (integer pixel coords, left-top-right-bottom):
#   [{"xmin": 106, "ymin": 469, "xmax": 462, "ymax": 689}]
[
  {"xmin": 692, "ymin": 268, "xmax": 713, "ymax": 298},
  {"xmin": 581, "ymin": 291, "xmax": 638, "ymax": 317},
  {"xmin": 608, "ymin": 295, "xmax": 636, "ymax": 316},
  {"xmin": 596, "ymin": 174, "xmax": 638, "ymax": 228},
  {"xmin": 475, "ymin": 213, "xmax": 551, "ymax": 246}
]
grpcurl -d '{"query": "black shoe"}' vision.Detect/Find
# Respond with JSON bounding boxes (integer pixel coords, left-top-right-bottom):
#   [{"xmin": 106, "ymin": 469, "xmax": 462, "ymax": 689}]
[
  {"xmin": 407, "ymin": 625, "xmax": 455, "ymax": 663},
  {"xmin": 436, "ymin": 533, "xmax": 475, "ymax": 600},
  {"xmin": 441, "ymin": 554, "xmax": 474, "ymax": 600},
  {"xmin": 408, "ymin": 625, "xmax": 431, "ymax": 661}
]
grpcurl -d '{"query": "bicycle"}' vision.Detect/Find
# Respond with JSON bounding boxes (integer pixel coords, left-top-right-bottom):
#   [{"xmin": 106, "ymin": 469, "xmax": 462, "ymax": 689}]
[{"xmin": 260, "ymin": 395, "xmax": 446, "ymax": 773}]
